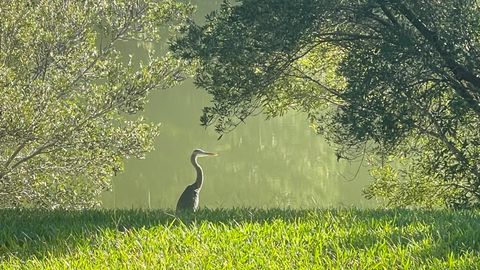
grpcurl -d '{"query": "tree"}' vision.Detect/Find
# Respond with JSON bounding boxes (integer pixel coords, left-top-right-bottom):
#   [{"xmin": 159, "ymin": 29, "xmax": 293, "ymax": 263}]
[
  {"xmin": 172, "ymin": 0, "xmax": 480, "ymax": 208},
  {"xmin": 0, "ymin": 0, "xmax": 192, "ymax": 208}
]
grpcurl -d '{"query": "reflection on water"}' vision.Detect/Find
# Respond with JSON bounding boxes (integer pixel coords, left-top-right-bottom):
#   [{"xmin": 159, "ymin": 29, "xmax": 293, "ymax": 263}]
[{"xmin": 101, "ymin": 81, "xmax": 375, "ymax": 209}]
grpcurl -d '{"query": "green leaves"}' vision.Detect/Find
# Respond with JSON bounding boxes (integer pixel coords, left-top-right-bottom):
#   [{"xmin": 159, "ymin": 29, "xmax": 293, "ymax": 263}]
[
  {"xmin": 172, "ymin": 0, "xmax": 480, "ymax": 208},
  {"xmin": 0, "ymin": 0, "xmax": 192, "ymax": 208}
]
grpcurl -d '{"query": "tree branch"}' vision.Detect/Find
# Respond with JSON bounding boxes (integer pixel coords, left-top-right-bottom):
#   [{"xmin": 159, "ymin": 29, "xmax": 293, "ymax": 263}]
[{"xmin": 395, "ymin": 3, "xmax": 480, "ymax": 91}]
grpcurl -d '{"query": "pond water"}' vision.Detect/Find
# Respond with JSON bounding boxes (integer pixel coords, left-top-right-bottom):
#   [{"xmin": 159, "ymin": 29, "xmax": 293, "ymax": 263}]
[
  {"xmin": 101, "ymin": 80, "xmax": 375, "ymax": 209},
  {"xmin": 101, "ymin": 1, "xmax": 376, "ymax": 210}
]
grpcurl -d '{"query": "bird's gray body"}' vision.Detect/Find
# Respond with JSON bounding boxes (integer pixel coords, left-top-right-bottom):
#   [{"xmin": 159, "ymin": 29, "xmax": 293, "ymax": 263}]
[
  {"xmin": 176, "ymin": 184, "xmax": 200, "ymax": 211},
  {"xmin": 176, "ymin": 149, "xmax": 217, "ymax": 213}
]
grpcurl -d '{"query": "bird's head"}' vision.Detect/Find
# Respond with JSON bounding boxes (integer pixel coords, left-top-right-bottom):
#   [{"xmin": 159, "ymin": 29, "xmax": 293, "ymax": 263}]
[{"xmin": 192, "ymin": 148, "xmax": 218, "ymax": 158}]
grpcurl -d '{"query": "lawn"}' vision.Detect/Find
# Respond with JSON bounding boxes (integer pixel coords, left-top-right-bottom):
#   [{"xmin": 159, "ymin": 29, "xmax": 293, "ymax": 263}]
[{"xmin": 0, "ymin": 208, "xmax": 479, "ymax": 269}]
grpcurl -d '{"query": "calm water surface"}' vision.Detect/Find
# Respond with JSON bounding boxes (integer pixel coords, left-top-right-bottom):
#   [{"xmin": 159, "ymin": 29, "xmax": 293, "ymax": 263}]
[{"xmin": 101, "ymin": 81, "xmax": 375, "ymax": 209}]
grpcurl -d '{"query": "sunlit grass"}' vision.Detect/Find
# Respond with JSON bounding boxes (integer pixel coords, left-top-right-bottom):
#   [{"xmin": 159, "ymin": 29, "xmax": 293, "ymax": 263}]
[{"xmin": 0, "ymin": 208, "xmax": 479, "ymax": 269}]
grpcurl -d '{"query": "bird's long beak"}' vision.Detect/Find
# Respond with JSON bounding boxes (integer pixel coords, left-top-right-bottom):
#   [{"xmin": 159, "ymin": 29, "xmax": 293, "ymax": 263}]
[{"xmin": 208, "ymin": 152, "xmax": 218, "ymax": 156}]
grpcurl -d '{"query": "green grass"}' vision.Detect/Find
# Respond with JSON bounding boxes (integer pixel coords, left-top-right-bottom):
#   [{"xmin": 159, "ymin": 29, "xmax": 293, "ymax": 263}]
[{"xmin": 0, "ymin": 208, "xmax": 479, "ymax": 269}]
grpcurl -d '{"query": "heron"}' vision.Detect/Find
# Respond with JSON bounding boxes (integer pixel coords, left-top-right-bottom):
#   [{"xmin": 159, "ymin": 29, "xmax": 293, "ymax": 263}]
[{"xmin": 176, "ymin": 148, "xmax": 218, "ymax": 212}]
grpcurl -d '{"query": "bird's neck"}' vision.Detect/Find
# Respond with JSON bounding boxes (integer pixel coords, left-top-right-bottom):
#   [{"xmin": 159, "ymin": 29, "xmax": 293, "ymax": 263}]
[{"xmin": 191, "ymin": 155, "xmax": 203, "ymax": 190}]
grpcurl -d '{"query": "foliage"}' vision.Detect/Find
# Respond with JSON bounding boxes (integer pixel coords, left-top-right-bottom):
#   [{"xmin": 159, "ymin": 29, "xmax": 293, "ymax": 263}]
[
  {"xmin": 0, "ymin": 0, "xmax": 193, "ymax": 208},
  {"xmin": 171, "ymin": 0, "xmax": 480, "ymax": 208},
  {"xmin": 1, "ymin": 208, "xmax": 480, "ymax": 268}
]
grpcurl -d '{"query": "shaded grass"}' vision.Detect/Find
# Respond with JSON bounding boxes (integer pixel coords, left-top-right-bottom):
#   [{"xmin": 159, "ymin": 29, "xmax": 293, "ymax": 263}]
[{"xmin": 0, "ymin": 208, "xmax": 479, "ymax": 269}]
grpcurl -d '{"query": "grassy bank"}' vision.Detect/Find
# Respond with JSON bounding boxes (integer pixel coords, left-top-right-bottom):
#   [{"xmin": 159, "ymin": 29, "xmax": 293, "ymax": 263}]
[{"xmin": 0, "ymin": 208, "xmax": 479, "ymax": 269}]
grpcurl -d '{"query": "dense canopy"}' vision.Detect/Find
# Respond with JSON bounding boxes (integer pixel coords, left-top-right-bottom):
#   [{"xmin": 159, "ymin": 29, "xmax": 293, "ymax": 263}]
[
  {"xmin": 0, "ymin": 0, "xmax": 191, "ymax": 208},
  {"xmin": 172, "ymin": 0, "xmax": 480, "ymax": 208}
]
